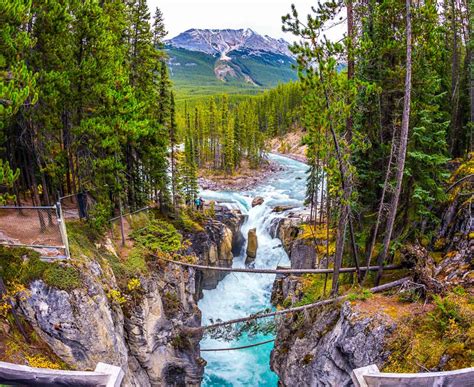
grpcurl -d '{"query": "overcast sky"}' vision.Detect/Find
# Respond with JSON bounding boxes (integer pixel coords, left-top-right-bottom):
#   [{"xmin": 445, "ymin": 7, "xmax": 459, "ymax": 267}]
[{"xmin": 146, "ymin": 0, "xmax": 328, "ymax": 41}]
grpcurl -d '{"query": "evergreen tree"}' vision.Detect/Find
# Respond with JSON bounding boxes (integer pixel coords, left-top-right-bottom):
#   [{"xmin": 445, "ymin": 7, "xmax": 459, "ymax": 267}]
[{"xmin": 152, "ymin": 6, "xmax": 167, "ymax": 47}]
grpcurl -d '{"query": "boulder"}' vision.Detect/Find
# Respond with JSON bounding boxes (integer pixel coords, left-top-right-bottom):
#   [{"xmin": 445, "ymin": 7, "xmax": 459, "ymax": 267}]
[
  {"xmin": 246, "ymin": 228, "xmax": 258, "ymax": 264},
  {"xmin": 290, "ymin": 239, "xmax": 316, "ymax": 269},
  {"xmin": 251, "ymin": 197, "xmax": 264, "ymax": 207},
  {"xmin": 272, "ymin": 205, "xmax": 296, "ymax": 213}
]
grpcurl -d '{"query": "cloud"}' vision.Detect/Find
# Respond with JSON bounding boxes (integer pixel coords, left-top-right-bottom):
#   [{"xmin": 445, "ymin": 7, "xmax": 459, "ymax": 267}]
[{"xmin": 146, "ymin": 0, "xmax": 343, "ymax": 41}]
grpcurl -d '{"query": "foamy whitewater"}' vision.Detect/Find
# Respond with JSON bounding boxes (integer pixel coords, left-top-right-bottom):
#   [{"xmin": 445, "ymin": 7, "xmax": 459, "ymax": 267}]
[{"xmin": 198, "ymin": 154, "xmax": 307, "ymax": 386}]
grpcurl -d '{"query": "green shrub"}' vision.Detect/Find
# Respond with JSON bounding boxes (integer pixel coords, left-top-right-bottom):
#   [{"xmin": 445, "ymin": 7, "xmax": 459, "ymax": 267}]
[
  {"xmin": 0, "ymin": 246, "xmax": 81, "ymax": 291},
  {"xmin": 347, "ymin": 288, "xmax": 372, "ymax": 301},
  {"xmin": 42, "ymin": 265, "xmax": 81, "ymax": 290},
  {"xmin": 0, "ymin": 246, "xmax": 47, "ymax": 285},
  {"xmin": 384, "ymin": 292, "xmax": 474, "ymax": 372},
  {"xmin": 124, "ymin": 248, "xmax": 148, "ymax": 275},
  {"xmin": 66, "ymin": 220, "xmax": 102, "ymax": 259},
  {"xmin": 87, "ymin": 201, "xmax": 112, "ymax": 234},
  {"xmin": 428, "ymin": 295, "xmax": 469, "ymax": 334},
  {"xmin": 294, "ymin": 274, "xmax": 331, "ymax": 307},
  {"xmin": 171, "ymin": 333, "xmax": 191, "ymax": 350},
  {"xmin": 174, "ymin": 211, "xmax": 204, "ymax": 232},
  {"xmin": 131, "ymin": 219, "xmax": 182, "ymax": 253}
]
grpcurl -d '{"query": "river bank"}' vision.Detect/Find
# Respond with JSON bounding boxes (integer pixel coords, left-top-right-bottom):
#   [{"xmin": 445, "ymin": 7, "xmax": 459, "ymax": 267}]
[{"xmin": 198, "ymin": 158, "xmax": 284, "ymax": 192}]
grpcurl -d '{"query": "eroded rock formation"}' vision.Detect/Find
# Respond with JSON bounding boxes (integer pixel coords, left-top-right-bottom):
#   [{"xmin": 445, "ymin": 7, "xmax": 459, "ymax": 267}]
[
  {"xmin": 246, "ymin": 228, "xmax": 258, "ymax": 264},
  {"xmin": 17, "ymin": 210, "xmax": 244, "ymax": 386},
  {"xmin": 188, "ymin": 210, "xmax": 244, "ymax": 296},
  {"xmin": 270, "ymin": 302, "xmax": 394, "ymax": 386}
]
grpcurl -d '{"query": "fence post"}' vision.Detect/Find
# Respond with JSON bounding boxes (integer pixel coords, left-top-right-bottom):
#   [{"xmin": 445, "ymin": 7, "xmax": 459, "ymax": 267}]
[
  {"xmin": 56, "ymin": 202, "xmax": 70, "ymax": 259},
  {"xmin": 118, "ymin": 197, "xmax": 126, "ymax": 247}
]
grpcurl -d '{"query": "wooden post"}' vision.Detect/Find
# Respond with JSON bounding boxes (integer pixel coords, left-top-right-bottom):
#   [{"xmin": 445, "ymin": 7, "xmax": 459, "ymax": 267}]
[
  {"xmin": 118, "ymin": 196, "xmax": 126, "ymax": 247},
  {"xmin": 56, "ymin": 203, "xmax": 70, "ymax": 259}
]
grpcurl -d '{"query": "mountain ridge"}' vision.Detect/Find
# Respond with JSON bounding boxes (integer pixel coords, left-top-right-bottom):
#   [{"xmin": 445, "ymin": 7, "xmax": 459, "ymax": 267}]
[
  {"xmin": 165, "ymin": 28, "xmax": 297, "ymax": 99},
  {"xmin": 166, "ymin": 28, "xmax": 294, "ymax": 59}
]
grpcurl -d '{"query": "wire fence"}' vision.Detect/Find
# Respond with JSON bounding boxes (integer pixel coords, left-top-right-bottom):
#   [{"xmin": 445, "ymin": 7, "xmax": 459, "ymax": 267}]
[
  {"xmin": 59, "ymin": 191, "xmax": 94, "ymax": 220},
  {"xmin": 0, "ymin": 204, "xmax": 69, "ymax": 260}
]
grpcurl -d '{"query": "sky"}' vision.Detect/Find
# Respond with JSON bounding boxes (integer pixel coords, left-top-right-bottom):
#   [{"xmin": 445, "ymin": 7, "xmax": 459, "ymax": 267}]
[{"xmin": 146, "ymin": 0, "xmax": 322, "ymax": 41}]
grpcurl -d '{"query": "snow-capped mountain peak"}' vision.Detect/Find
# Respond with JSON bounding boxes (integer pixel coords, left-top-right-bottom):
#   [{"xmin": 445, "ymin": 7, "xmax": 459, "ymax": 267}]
[{"xmin": 166, "ymin": 28, "xmax": 293, "ymax": 59}]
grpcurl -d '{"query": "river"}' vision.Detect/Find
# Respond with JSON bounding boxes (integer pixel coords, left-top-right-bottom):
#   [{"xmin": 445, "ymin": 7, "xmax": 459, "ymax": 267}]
[{"xmin": 198, "ymin": 154, "xmax": 308, "ymax": 386}]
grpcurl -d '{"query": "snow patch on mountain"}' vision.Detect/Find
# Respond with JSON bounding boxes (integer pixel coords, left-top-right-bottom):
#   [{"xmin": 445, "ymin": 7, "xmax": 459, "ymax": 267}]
[{"xmin": 167, "ymin": 28, "xmax": 294, "ymax": 59}]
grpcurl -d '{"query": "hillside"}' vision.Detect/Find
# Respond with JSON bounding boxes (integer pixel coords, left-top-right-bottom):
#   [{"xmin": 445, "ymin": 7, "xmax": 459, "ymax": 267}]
[{"xmin": 166, "ymin": 29, "xmax": 297, "ymax": 99}]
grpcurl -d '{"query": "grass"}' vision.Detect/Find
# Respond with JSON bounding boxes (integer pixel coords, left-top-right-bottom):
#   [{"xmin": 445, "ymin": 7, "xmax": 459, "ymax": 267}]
[
  {"xmin": 292, "ymin": 274, "xmax": 333, "ymax": 307},
  {"xmin": 42, "ymin": 265, "xmax": 81, "ymax": 291},
  {"xmin": 0, "ymin": 314, "xmax": 68, "ymax": 369},
  {"xmin": 383, "ymin": 290, "xmax": 474, "ymax": 372},
  {"xmin": 0, "ymin": 246, "xmax": 81, "ymax": 291}
]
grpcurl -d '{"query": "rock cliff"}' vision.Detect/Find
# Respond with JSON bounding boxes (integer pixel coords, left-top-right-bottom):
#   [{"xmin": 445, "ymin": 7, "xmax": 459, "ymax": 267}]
[
  {"xmin": 188, "ymin": 210, "xmax": 244, "ymax": 297},
  {"xmin": 270, "ymin": 302, "xmax": 394, "ymax": 386},
  {"xmin": 16, "ymin": 211, "xmax": 243, "ymax": 386},
  {"xmin": 269, "ymin": 179, "xmax": 473, "ymax": 386},
  {"xmin": 19, "ymin": 253, "xmax": 203, "ymax": 386}
]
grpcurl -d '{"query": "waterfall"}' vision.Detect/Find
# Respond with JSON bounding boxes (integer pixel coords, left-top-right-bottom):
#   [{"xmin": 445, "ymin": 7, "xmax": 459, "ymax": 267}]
[{"xmin": 198, "ymin": 154, "xmax": 307, "ymax": 386}]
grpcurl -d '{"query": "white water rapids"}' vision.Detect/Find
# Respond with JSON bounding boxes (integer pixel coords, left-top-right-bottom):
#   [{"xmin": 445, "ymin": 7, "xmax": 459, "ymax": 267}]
[{"xmin": 198, "ymin": 154, "xmax": 308, "ymax": 386}]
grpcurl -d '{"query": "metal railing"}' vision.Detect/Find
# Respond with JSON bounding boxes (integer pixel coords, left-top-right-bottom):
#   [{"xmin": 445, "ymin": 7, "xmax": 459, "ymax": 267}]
[
  {"xmin": 0, "ymin": 361, "xmax": 123, "ymax": 386},
  {"xmin": 351, "ymin": 364, "xmax": 474, "ymax": 387}
]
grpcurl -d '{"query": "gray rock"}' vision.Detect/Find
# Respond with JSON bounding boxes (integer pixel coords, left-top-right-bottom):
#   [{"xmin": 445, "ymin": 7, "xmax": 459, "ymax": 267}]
[
  {"xmin": 188, "ymin": 217, "xmax": 236, "ymax": 296},
  {"xmin": 289, "ymin": 239, "xmax": 316, "ymax": 269},
  {"xmin": 271, "ymin": 302, "xmax": 394, "ymax": 386},
  {"xmin": 17, "ymin": 226, "xmax": 215, "ymax": 386}
]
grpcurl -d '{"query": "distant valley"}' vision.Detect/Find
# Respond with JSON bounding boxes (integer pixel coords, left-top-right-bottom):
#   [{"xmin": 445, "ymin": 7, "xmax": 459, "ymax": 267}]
[{"xmin": 165, "ymin": 28, "xmax": 297, "ymax": 99}]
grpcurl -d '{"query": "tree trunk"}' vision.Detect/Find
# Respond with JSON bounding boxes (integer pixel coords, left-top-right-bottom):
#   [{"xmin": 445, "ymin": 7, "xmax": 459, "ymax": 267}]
[
  {"xmin": 364, "ymin": 126, "xmax": 397, "ymax": 279},
  {"xmin": 376, "ymin": 0, "xmax": 412, "ymax": 285},
  {"xmin": 449, "ymin": 0, "xmax": 461, "ymax": 156}
]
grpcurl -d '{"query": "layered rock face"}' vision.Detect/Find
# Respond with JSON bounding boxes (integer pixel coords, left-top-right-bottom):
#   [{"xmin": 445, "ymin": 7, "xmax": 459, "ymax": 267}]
[
  {"xmin": 19, "ymin": 257, "xmax": 203, "ymax": 386},
  {"xmin": 19, "ymin": 260, "xmax": 147, "ymax": 386},
  {"xmin": 270, "ymin": 211, "xmax": 317, "ymax": 307},
  {"xmin": 124, "ymin": 267, "xmax": 204, "ymax": 386},
  {"xmin": 270, "ymin": 302, "xmax": 394, "ymax": 386},
  {"xmin": 188, "ymin": 211, "xmax": 244, "ymax": 296},
  {"xmin": 18, "ymin": 211, "xmax": 244, "ymax": 386},
  {"xmin": 434, "ymin": 188, "xmax": 473, "ymax": 287},
  {"xmin": 269, "ymin": 210, "xmax": 392, "ymax": 386}
]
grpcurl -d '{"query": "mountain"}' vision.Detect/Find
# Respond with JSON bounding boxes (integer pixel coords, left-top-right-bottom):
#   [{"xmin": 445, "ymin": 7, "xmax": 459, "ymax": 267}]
[
  {"xmin": 168, "ymin": 28, "xmax": 293, "ymax": 58},
  {"xmin": 165, "ymin": 29, "xmax": 297, "ymax": 99}
]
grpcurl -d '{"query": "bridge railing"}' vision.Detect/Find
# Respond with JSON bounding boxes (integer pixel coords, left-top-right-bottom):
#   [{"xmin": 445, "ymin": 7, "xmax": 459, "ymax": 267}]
[
  {"xmin": 0, "ymin": 361, "xmax": 124, "ymax": 386},
  {"xmin": 351, "ymin": 364, "xmax": 474, "ymax": 387}
]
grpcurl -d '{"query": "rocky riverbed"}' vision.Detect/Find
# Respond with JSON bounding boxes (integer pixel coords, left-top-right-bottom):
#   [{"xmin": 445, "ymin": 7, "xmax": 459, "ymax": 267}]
[{"xmin": 198, "ymin": 158, "xmax": 284, "ymax": 191}]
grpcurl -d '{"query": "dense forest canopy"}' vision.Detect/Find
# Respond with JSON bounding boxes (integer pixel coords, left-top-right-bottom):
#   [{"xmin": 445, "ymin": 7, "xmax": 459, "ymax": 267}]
[
  {"xmin": 1, "ymin": 0, "xmax": 178, "ymax": 227},
  {"xmin": 175, "ymin": 82, "xmax": 303, "ymax": 173},
  {"xmin": 282, "ymin": 0, "xmax": 472, "ymax": 290}
]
